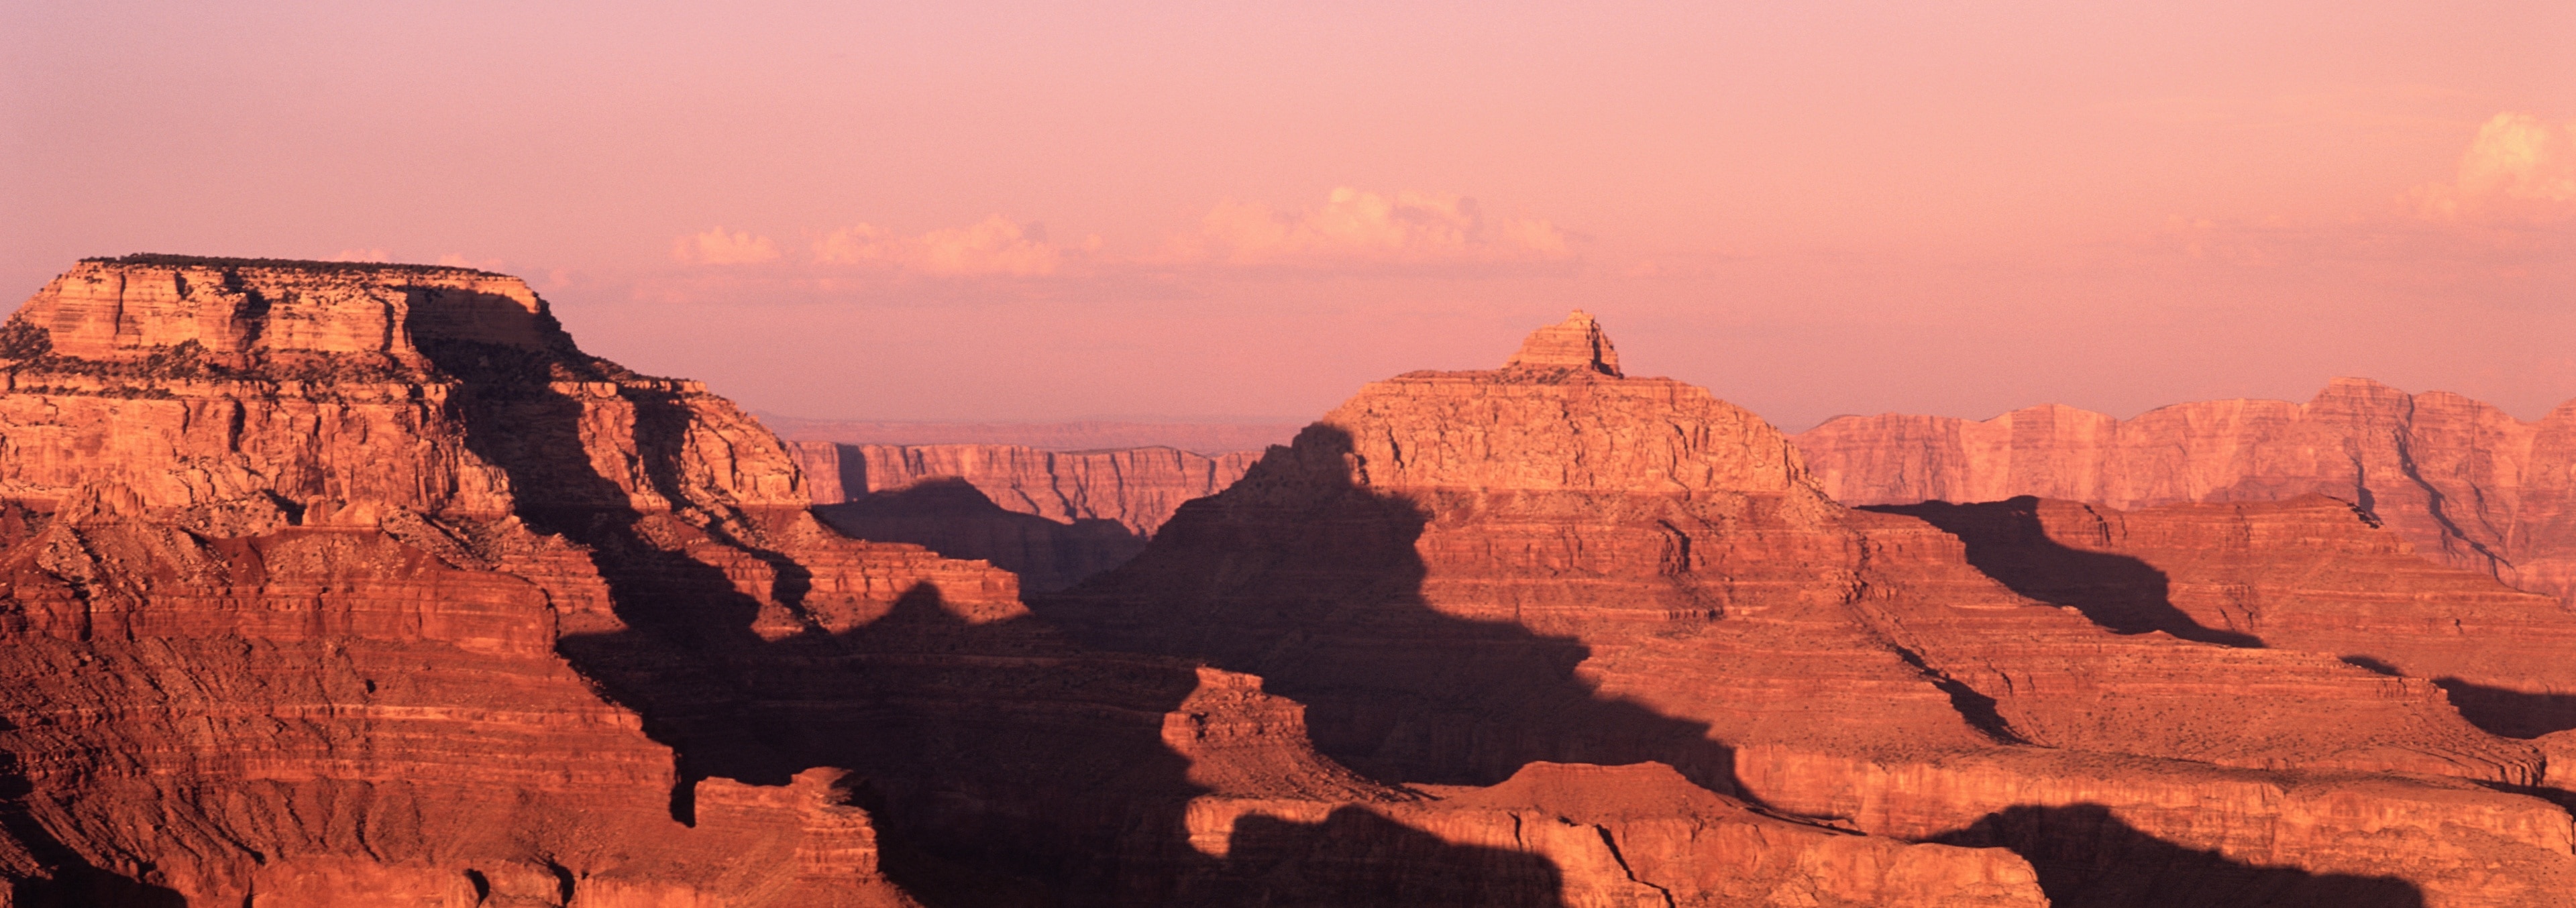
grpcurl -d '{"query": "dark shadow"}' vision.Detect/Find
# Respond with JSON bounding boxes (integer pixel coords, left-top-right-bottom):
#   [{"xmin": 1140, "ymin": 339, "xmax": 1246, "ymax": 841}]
[
  {"xmin": 0, "ymin": 718, "xmax": 189, "ymax": 907},
  {"xmin": 1868, "ymin": 498, "xmax": 2265, "ymax": 647},
  {"xmin": 2429, "ymin": 677, "xmax": 2576, "ymax": 739},
  {"xmin": 409, "ymin": 321, "xmax": 1564, "ymax": 905},
  {"xmin": 1181, "ymin": 807, "xmax": 1564, "ymax": 907},
  {"xmin": 1034, "ymin": 425, "xmax": 1744, "ymax": 794},
  {"xmin": 1882, "ymin": 640, "xmax": 2024, "ymax": 744},
  {"xmin": 815, "ymin": 479, "xmax": 1146, "ymax": 593},
  {"xmin": 1931, "ymin": 803, "xmax": 2424, "ymax": 908}
]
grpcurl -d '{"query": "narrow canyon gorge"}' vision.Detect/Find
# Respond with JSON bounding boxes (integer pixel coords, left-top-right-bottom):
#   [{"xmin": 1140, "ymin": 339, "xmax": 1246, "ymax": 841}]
[{"xmin": 0, "ymin": 257, "xmax": 2568, "ymax": 906}]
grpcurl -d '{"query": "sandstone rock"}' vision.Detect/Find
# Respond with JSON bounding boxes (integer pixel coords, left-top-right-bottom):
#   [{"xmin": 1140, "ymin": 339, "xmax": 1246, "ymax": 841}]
[
  {"xmin": 1044, "ymin": 315, "xmax": 2576, "ymax": 906},
  {"xmin": 762, "ymin": 416, "xmax": 1301, "ymax": 455},
  {"xmin": 1874, "ymin": 494, "xmax": 2576, "ymax": 742},
  {"xmin": 1793, "ymin": 380, "xmax": 2576, "ymax": 608},
  {"xmin": 791, "ymin": 442, "xmax": 1257, "ymax": 591},
  {"xmin": 789, "ymin": 441, "xmax": 1256, "ymax": 535},
  {"xmin": 1505, "ymin": 309, "xmax": 1623, "ymax": 376}
]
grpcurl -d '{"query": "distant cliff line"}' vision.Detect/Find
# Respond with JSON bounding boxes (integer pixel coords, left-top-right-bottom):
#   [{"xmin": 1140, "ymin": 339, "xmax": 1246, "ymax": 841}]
[
  {"xmin": 759, "ymin": 414, "xmax": 1301, "ymax": 455},
  {"xmin": 1792, "ymin": 377, "xmax": 2576, "ymax": 606},
  {"xmin": 810, "ymin": 379, "xmax": 2576, "ymax": 610}
]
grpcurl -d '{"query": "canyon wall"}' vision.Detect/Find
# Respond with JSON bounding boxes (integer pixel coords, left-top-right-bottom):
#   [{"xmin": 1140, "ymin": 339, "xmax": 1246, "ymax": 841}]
[
  {"xmin": 0, "ymin": 258, "xmax": 2041, "ymax": 907},
  {"xmin": 1044, "ymin": 312, "xmax": 2576, "ymax": 907},
  {"xmin": 789, "ymin": 441, "xmax": 1256, "ymax": 534},
  {"xmin": 788, "ymin": 442, "xmax": 1256, "ymax": 591},
  {"xmin": 762, "ymin": 416, "xmax": 1299, "ymax": 455},
  {"xmin": 1792, "ymin": 380, "xmax": 2576, "ymax": 607}
]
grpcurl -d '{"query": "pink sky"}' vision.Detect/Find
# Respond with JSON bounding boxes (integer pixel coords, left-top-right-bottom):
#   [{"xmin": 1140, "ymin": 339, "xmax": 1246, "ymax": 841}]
[{"xmin": 5, "ymin": 1, "xmax": 2571, "ymax": 430}]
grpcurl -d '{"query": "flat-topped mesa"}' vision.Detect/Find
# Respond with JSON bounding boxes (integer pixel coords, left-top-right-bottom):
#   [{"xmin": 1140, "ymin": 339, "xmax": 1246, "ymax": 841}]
[
  {"xmin": 0, "ymin": 255, "xmax": 803, "ymax": 530},
  {"xmin": 1321, "ymin": 312, "xmax": 1811, "ymax": 496},
  {"xmin": 1501, "ymin": 308, "xmax": 1621, "ymax": 376},
  {"xmin": 11, "ymin": 254, "xmax": 568, "ymax": 368}
]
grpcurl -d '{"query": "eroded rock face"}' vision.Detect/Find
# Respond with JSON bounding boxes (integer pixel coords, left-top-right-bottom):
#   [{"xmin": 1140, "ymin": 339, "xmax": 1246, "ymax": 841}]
[
  {"xmin": 1872, "ymin": 495, "xmax": 2576, "ymax": 742},
  {"xmin": 790, "ymin": 442, "xmax": 1258, "ymax": 591},
  {"xmin": 1044, "ymin": 317, "xmax": 2576, "ymax": 906},
  {"xmin": 0, "ymin": 257, "xmax": 2043, "ymax": 907},
  {"xmin": 790, "ymin": 442, "xmax": 1257, "ymax": 532},
  {"xmin": 1792, "ymin": 380, "xmax": 2576, "ymax": 608}
]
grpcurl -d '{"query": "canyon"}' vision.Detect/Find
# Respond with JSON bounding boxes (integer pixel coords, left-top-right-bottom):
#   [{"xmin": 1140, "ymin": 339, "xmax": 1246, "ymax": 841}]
[
  {"xmin": 0, "ymin": 258, "xmax": 2057, "ymax": 906},
  {"xmin": 2, "ymin": 260, "xmax": 2571, "ymax": 905}
]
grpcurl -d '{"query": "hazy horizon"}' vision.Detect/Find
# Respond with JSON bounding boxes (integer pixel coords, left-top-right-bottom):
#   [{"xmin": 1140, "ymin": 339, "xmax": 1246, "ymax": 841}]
[{"xmin": 7, "ymin": 1, "xmax": 2570, "ymax": 429}]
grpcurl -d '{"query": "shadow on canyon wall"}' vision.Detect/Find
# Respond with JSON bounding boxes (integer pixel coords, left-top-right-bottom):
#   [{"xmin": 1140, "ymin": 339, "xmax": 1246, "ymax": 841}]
[
  {"xmin": 417, "ymin": 336, "xmax": 1568, "ymax": 907},
  {"xmin": 1033, "ymin": 424, "xmax": 1745, "ymax": 795},
  {"xmin": 2428, "ymin": 677, "xmax": 2576, "ymax": 740},
  {"xmin": 408, "ymin": 323, "xmax": 2422, "ymax": 905},
  {"xmin": 814, "ymin": 479, "xmax": 1146, "ymax": 594},
  {"xmin": 1931, "ymin": 803, "xmax": 2423, "ymax": 908},
  {"xmin": 1868, "ymin": 498, "xmax": 2265, "ymax": 648},
  {"xmin": 2339, "ymin": 657, "xmax": 2576, "ymax": 739},
  {"xmin": 0, "ymin": 718, "xmax": 188, "ymax": 908}
]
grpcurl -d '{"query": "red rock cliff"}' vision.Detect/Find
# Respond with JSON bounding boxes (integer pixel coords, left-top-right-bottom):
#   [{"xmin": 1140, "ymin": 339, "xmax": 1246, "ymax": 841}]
[{"xmin": 1792, "ymin": 381, "xmax": 2576, "ymax": 608}]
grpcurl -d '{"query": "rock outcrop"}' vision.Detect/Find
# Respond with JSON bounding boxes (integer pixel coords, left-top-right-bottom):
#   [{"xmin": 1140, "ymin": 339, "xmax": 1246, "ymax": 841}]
[
  {"xmin": 1044, "ymin": 310, "xmax": 2576, "ymax": 907},
  {"xmin": 0, "ymin": 261, "xmax": 2042, "ymax": 906},
  {"xmin": 1792, "ymin": 381, "xmax": 2576, "ymax": 608}
]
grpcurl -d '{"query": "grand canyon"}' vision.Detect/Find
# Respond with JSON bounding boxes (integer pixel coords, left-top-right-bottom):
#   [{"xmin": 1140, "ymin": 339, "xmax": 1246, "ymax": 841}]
[{"xmin": 0, "ymin": 255, "xmax": 2567, "ymax": 907}]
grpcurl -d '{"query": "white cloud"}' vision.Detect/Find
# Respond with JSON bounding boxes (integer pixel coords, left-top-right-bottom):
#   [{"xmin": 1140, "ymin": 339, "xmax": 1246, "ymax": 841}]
[
  {"xmin": 2412, "ymin": 112, "xmax": 2576, "ymax": 224},
  {"xmin": 1177, "ymin": 187, "xmax": 1572, "ymax": 267},
  {"xmin": 813, "ymin": 216, "xmax": 1065, "ymax": 276},
  {"xmin": 673, "ymin": 228, "xmax": 782, "ymax": 265},
  {"xmin": 328, "ymin": 247, "xmax": 391, "ymax": 262}
]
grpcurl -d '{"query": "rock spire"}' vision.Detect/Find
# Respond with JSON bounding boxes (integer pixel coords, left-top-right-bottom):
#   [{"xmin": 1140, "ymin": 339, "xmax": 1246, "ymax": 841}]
[{"xmin": 1503, "ymin": 309, "xmax": 1621, "ymax": 376}]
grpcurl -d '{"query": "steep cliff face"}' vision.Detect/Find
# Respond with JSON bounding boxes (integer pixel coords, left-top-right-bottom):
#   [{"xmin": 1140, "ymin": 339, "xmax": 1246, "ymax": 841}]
[
  {"xmin": 1873, "ymin": 494, "xmax": 2576, "ymax": 742},
  {"xmin": 790, "ymin": 442, "xmax": 1256, "ymax": 591},
  {"xmin": 1792, "ymin": 381, "xmax": 2576, "ymax": 608},
  {"xmin": 1046, "ymin": 312, "xmax": 2576, "ymax": 907},
  {"xmin": 0, "ymin": 259, "xmax": 2042, "ymax": 907}
]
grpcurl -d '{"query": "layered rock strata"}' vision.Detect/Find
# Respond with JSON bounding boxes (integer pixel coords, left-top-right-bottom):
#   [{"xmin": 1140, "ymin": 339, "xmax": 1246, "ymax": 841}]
[
  {"xmin": 790, "ymin": 442, "xmax": 1257, "ymax": 591},
  {"xmin": 1045, "ymin": 311, "xmax": 2576, "ymax": 907},
  {"xmin": 0, "ymin": 258, "xmax": 2039, "ymax": 906},
  {"xmin": 789, "ymin": 442, "xmax": 1256, "ymax": 535},
  {"xmin": 1792, "ymin": 381, "xmax": 2576, "ymax": 608},
  {"xmin": 763, "ymin": 416, "xmax": 1300, "ymax": 455},
  {"xmin": 1873, "ymin": 495, "xmax": 2576, "ymax": 742}
]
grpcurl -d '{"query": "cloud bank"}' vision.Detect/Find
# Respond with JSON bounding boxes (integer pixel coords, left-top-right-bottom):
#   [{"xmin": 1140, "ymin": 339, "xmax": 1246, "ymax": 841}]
[
  {"xmin": 1179, "ymin": 187, "xmax": 1572, "ymax": 268},
  {"xmin": 673, "ymin": 228, "xmax": 782, "ymax": 265},
  {"xmin": 813, "ymin": 216, "xmax": 1067, "ymax": 276}
]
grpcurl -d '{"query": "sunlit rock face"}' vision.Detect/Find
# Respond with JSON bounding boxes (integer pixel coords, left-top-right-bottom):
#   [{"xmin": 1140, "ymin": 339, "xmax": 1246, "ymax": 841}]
[
  {"xmin": 0, "ymin": 259, "xmax": 2049, "ymax": 907},
  {"xmin": 1048, "ymin": 312, "xmax": 2576, "ymax": 907},
  {"xmin": 1793, "ymin": 380, "xmax": 2576, "ymax": 609}
]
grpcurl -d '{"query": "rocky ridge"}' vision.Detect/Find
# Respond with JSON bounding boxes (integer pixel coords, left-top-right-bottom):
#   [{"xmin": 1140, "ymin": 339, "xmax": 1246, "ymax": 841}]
[
  {"xmin": 1792, "ymin": 382, "xmax": 2576, "ymax": 608},
  {"xmin": 0, "ymin": 258, "xmax": 2041, "ymax": 907}
]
